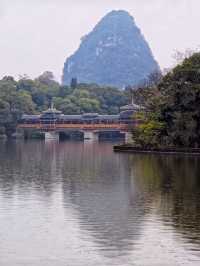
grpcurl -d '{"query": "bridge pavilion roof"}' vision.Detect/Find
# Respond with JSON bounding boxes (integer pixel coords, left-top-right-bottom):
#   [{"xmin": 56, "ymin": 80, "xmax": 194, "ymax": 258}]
[
  {"xmin": 61, "ymin": 114, "xmax": 119, "ymax": 121},
  {"xmin": 120, "ymin": 103, "xmax": 144, "ymax": 112},
  {"xmin": 42, "ymin": 107, "xmax": 62, "ymax": 114},
  {"xmin": 99, "ymin": 115, "xmax": 119, "ymax": 120},
  {"xmin": 20, "ymin": 113, "xmax": 120, "ymax": 122},
  {"xmin": 22, "ymin": 114, "xmax": 40, "ymax": 120}
]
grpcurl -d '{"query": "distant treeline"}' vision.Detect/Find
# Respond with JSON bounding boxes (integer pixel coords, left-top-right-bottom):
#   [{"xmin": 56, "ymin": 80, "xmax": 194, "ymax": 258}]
[{"xmin": 0, "ymin": 72, "xmax": 129, "ymax": 137}]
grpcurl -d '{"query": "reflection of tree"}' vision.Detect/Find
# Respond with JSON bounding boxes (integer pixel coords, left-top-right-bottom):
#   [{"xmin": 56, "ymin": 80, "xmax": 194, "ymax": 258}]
[
  {"xmin": 0, "ymin": 140, "xmax": 65, "ymax": 201},
  {"xmin": 130, "ymin": 154, "xmax": 200, "ymax": 248}
]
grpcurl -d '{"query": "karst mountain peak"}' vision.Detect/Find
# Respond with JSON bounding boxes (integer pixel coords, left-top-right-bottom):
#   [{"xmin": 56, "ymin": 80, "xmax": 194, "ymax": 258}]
[{"xmin": 62, "ymin": 10, "xmax": 160, "ymax": 88}]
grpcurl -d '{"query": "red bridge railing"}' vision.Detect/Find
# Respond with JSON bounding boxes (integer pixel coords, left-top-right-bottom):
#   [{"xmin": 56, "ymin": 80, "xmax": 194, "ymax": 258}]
[{"xmin": 17, "ymin": 123, "xmax": 136, "ymax": 131}]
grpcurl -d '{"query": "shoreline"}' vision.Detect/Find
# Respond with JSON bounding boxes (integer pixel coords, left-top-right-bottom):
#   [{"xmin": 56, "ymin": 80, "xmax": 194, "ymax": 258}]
[{"xmin": 113, "ymin": 145, "xmax": 200, "ymax": 155}]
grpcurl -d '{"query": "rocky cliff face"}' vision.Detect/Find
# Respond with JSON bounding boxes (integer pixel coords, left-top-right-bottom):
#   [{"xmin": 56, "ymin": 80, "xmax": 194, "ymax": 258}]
[{"xmin": 62, "ymin": 10, "xmax": 160, "ymax": 88}]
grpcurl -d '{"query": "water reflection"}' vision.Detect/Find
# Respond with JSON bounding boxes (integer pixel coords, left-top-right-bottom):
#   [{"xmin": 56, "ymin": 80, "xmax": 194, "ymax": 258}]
[
  {"xmin": 0, "ymin": 141, "xmax": 200, "ymax": 265},
  {"xmin": 61, "ymin": 143, "xmax": 148, "ymax": 258},
  {"xmin": 131, "ymin": 155, "xmax": 200, "ymax": 252}
]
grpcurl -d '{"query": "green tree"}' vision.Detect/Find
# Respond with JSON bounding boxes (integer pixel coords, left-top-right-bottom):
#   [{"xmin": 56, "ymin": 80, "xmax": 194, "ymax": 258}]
[{"xmin": 133, "ymin": 52, "xmax": 200, "ymax": 148}]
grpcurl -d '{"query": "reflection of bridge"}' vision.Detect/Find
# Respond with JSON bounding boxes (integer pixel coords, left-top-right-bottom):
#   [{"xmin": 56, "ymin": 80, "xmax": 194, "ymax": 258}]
[{"xmin": 18, "ymin": 103, "xmax": 143, "ymax": 141}]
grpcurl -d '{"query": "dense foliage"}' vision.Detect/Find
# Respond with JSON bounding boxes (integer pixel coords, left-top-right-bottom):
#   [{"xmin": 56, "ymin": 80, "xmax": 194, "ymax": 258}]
[
  {"xmin": 133, "ymin": 53, "xmax": 200, "ymax": 148},
  {"xmin": 0, "ymin": 72, "xmax": 128, "ymax": 137}
]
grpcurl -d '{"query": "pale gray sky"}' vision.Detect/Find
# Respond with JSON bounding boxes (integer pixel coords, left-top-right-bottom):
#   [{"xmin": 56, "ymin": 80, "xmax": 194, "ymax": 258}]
[{"xmin": 0, "ymin": 0, "xmax": 199, "ymax": 82}]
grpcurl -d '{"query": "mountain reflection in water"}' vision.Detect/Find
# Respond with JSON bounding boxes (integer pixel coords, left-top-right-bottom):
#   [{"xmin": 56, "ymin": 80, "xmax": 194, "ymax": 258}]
[{"xmin": 0, "ymin": 140, "xmax": 200, "ymax": 266}]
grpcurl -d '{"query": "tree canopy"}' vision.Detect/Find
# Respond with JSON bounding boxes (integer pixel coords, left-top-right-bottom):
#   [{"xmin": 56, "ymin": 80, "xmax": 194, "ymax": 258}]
[{"xmin": 133, "ymin": 52, "xmax": 200, "ymax": 148}]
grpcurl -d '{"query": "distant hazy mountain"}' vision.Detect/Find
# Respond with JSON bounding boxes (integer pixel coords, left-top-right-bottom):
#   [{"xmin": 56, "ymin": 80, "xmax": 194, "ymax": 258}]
[{"xmin": 62, "ymin": 10, "xmax": 160, "ymax": 88}]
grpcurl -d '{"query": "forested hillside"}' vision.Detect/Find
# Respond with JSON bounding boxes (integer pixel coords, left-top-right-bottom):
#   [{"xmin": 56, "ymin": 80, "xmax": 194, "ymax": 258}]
[{"xmin": 0, "ymin": 72, "xmax": 128, "ymax": 137}]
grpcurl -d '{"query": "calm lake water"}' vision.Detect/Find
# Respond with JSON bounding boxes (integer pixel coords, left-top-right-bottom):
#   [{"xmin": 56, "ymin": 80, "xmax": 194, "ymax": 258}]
[{"xmin": 0, "ymin": 140, "xmax": 200, "ymax": 266}]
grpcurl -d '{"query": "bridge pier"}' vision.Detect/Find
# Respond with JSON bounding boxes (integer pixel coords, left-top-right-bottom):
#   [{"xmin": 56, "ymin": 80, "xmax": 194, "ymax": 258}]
[
  {"xmin": 125, "ymin": 132, "xmax": 133, "ymax": 143},
  {"xmin": 83, "ymin": 131, "xmax": 98, "ymax": 141},
  {"xmin": 45, "ymin": 132, "xmax": 59, "ymax": 141}
]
